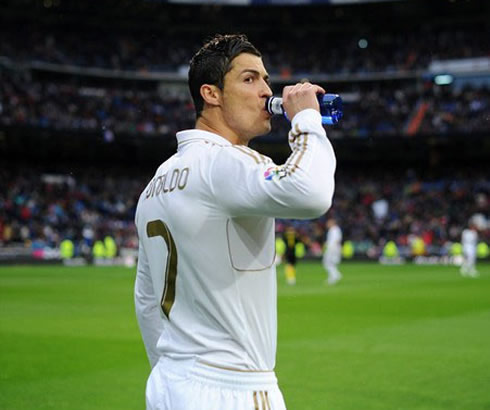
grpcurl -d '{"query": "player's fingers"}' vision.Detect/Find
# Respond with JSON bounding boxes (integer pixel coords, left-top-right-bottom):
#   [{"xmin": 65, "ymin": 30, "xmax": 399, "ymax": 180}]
[
  {"xmin": 298, "ymin": 82, "xmax": 326, "ymax": 96},
  {"xmin": 287, "ymin": 82, "xmax": 325, "ymax": 98},
  {"xmin": 283, "ymin": 82, "xmax": 311, "ymax": 100},
  {"xmin": 313, "ymin": 84, "xmax": 326, "ymax": 95},
  {"xmin": 283, "ymin": 83, "xmax": 307, "ymax": 98},
  {"xmin": 282, "ymin": 83, "xmax": 326, "ymax": 119},
  {"xmin": 282, "ymin": 85, "xmax": 294, "ymax": 100}
]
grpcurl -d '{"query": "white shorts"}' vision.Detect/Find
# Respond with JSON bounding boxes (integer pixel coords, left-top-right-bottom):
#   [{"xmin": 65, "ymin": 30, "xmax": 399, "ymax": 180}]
[{"xmin": 146, "ymin": 356, "xmax": 287, "ymax": 410}]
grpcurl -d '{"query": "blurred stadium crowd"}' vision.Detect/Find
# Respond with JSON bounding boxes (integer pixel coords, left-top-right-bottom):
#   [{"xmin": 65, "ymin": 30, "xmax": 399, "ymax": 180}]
[
  {"xmin": 278, "ymin": 168, "xmax": 489, "ymax": 259},
  {"xmin": 0, "ymin": 0, "xmax": 489, "ymax": 262},
  {"xmin": 2, "ymin": 69, "xmax": 489, "ymax": 139},
  {"xmin": 0, "ymin": 168, "xmax": 140, "ymax": 260},
  {"xmin": 0, "ymin": 70, "xmax": 195, "ymax": 138},
  {"xmin": 1, "ymin": 24, "xmax": 490, "ymax": 139},
  {"xmin": 1, "ymin": 166, "xmax": 488, "ymax": 260},
  {"xmin": 0, "ymin": 23, "xmax": 487, "ymax": 74}
]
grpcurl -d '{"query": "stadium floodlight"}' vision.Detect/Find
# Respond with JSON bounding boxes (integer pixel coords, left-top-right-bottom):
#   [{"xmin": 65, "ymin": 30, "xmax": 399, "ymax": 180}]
[
  {"xmin": 434, "ymin": 74, "xmax": 454, "ymax": 85},
  {"xmin": 358, "ymin": 39, "xmax": 368, "ymax": 49}
]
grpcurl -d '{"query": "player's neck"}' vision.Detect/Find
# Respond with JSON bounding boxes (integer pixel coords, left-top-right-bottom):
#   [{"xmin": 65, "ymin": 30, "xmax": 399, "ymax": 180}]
[{"xmin": 196, "ymin": 112, "xmax": 248, "ymax": 146}]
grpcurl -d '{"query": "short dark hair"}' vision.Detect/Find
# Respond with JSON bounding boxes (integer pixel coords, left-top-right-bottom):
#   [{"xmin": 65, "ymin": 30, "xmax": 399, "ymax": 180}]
[{"xmin": 188, "ymin": 34, "xmax": 261, "ymax": 119}]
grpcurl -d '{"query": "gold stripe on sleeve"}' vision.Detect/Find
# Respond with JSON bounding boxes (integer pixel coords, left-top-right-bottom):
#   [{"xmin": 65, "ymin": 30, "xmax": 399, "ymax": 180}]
[
  {"xmin": 283, "ymin": 150, "xmax": 300, "ymax": 175},
  {"xmin": 257, "ymin": 152, "xmax": 271, "ymax": 164},
  {"xmin": 290, "ymin": 133, "xmax": 309, "ymax": 174},
  {"xmin": 284, "ymin": 133, "xmax": 309, "ymax": 175},
  {"xmin": 289, "ymin": 123, "xmax": 306, "ymax": 143},
  {"xmin": 232, "ymin": 145, "xmax": 271, "ymax": 165},
  {"xmin": 232, "ymin": 145, "xmax": 260, "ymax": 164}
]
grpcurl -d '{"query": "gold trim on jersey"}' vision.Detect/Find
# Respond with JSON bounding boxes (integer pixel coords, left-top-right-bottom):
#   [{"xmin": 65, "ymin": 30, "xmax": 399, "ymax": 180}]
[
  {"xmin": 232, "ymin": 145, "xmax": 270, "ymax": 165},
  {"xmin": 289, "ymin": 133, "xmax": 308, "ymax": 174},
  {"xmin": 232, "ymin": 145, "xmax": 260, "ymax": 163},
  {"xmin": 253, "ymin": 391, "xmax": 260, "ymax": 410},
  {"xmin": 198, "ymin": 359, "xmax": 274, "ymax": 373},
  {"xmin": 178, "ymin": 137, "xmax": 227, "ymax": 148},
  {"xmin": 253, "ymin": 390, "xmax": 272, "ymax": 410},
  {"xmin": 264, "ymin": 391, "xmax": 271, "ymax": 410},
  {"xmin": 259, "ymin": 391, "xmax": 267, "ymax": 410},
  {"xmin": 289, "ymin": 123, "xmax": 306, "ymax": 143},
  {"xmin": 284, "ymin": 131, "xmax": 309, "ymax": 176}
]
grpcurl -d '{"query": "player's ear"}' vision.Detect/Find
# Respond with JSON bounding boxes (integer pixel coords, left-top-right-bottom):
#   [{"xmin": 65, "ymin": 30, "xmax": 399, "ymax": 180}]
[{"xmin": 200, "ymin": 84, "xmax": 222, "ymax": 108}]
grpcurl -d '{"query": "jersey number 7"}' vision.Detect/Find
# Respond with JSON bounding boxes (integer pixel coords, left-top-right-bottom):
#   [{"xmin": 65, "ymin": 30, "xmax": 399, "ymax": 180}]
[{"xmin": 146, "ymin": 220, "xmax": 178, "ymax": 319}]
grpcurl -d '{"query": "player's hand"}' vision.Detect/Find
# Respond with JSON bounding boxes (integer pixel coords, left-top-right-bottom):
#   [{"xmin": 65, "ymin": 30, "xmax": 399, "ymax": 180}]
[{"xmin": 282, "ymin": 82, "xmax": 326, "ymax": 121}]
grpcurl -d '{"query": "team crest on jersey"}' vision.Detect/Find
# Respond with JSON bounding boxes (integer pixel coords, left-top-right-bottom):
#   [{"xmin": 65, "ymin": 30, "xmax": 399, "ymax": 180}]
[{"xmin": 264, "ymin": 166, "xmax": 286, "ymax": 181}]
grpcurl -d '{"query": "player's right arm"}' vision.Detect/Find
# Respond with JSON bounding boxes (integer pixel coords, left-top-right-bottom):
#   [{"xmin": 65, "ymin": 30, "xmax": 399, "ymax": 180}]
[{"xmin": 209, "ymin": 83, "xmax": 336, "ymax": 219}]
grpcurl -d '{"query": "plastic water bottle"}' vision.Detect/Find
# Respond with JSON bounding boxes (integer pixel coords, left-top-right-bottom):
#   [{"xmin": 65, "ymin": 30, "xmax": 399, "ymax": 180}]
[{"xmin": 265, "ymin": 93, "xmax": 343, "ymax": 125}]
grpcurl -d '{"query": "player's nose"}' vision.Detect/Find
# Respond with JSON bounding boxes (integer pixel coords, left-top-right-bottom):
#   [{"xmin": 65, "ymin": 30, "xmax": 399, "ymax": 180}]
[{"xmin": 260, "ymin": 79, "xmax": 273, "ymax": 99}]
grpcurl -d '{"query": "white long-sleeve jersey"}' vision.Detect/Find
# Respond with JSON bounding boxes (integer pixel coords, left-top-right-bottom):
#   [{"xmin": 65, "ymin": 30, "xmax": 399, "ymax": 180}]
[{"xmin": 134, "ymin": 109, "xmax": 336, "ymax": 371}]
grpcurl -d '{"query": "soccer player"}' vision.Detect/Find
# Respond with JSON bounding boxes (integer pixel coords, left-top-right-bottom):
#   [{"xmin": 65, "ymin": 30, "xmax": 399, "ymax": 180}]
[
  {"xmin": 323, "ymin": 218, "xmax": 343, "ymax": 285},
  {"xmin": 283, "ymin": 226, "xmax": 299, "ymax": 285},
  {"xmin": 460, "ymin": 221, "xmax": 479, "ymax": 277},
  {"xmin": 134, "ymin": 34, "xmax": 336, "ymax": 410}
]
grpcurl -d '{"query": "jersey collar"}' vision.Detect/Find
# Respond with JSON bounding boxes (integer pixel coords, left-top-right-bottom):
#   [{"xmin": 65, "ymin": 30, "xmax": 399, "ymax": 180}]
[{"xmin": 176, "ymin": 129, "xmax": 233, "ymax": 148}]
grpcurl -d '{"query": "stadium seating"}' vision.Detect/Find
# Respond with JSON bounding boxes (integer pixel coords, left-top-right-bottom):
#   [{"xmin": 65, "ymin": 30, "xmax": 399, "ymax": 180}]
[
  {"xmin": 1, "ymin": 69, "xmax": 489, "ymax": 139},
  {"xmin": 0, "ymin": 0, "xmax": 488, "ymax": 261},
  {"xmin": 1, "ymin": 167, "xmax": 488, "ymax": 259}
]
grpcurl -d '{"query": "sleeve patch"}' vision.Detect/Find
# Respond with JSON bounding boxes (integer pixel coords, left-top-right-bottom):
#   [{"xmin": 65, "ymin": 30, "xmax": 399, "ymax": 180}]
[{"xmin": 264, "ymin": 166, "xmax": 287, "ymax": 181}]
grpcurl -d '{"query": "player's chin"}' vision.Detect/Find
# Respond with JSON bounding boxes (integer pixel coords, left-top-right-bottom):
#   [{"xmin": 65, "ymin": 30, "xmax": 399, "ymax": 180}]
[
  {"xmin": 248, "ymin": 115, "xmax": 271, "ymax": 138},
  {"xmin": 258, "ymin": 118, "xmax": 272, "ymax": 135}
]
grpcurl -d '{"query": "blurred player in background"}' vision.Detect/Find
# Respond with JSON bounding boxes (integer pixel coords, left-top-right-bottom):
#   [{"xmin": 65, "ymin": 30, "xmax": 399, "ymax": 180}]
[
  {"xmin": 323, "ymin": 218, "xmax": 343, "ymax": 285},
  {"xmin": 460, "ymin": 221, "xmax": 479, "ymax": 277},
  {"xmin": 283, "ymin": 226, "xmax": 299, "ymax": 285},
  {"xmin": 134, "ymin": 34, "xmax": 337, "ymax": 410}
]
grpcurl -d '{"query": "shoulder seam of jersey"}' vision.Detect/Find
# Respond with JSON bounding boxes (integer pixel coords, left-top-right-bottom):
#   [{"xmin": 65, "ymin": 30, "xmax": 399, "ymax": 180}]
[{"xmin": 231, "ymin": 145, "xmax": 270, "ymax": 165}]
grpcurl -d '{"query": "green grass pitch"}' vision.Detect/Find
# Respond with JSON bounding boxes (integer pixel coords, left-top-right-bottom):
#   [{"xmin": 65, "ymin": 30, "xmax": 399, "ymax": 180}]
[{"xmin": 1, "ymin": 262, "xmax": 489, "ymax": 410}]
